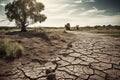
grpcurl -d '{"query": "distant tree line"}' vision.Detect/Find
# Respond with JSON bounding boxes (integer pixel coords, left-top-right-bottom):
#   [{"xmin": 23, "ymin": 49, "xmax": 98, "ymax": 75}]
[
  {"xmin": 94, "ymin": 24, "xmax": 120, "ymax": 30},
  {"xmin": 65, "ymin": 23, "xmax": 120, "ymax": 30}
]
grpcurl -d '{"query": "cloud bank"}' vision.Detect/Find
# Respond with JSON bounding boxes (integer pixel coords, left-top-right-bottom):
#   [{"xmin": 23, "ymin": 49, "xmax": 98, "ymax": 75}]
[{"xmin": 0, "ymin": 0, "xmax": 120, "ymax": 27}]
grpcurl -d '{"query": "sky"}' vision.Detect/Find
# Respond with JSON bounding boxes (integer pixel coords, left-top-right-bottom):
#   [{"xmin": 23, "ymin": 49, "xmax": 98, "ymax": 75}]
[{"xmin": 0, "ymin": 0, "xmax": 120, "ymax": 27}]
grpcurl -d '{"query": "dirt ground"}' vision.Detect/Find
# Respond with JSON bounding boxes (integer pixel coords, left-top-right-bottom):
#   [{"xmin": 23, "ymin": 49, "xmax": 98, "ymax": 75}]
[{"xmin": 0, "ymin": 29, "xmax": 120, "ymax": 80}]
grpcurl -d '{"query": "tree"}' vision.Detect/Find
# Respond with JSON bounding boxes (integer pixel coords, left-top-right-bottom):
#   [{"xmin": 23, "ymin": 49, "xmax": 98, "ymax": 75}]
[
  {"xmin": 5, "ymin": 0, "xmax": 47, "ymax": 32},
  {"xmin": 65, "ymin": 23, "xmax": 70, "ymax": 30},
  {"xmin": 76, "ymin": 25, "xmax": 79, "ymax": 30}
]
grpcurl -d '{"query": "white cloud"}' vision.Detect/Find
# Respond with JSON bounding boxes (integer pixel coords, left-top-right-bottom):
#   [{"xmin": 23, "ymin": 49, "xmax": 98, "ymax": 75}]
[
  {"xmin": 80, "ymin": 8, "xmax": 85, "ymax": 10},
  {"xmin": 44, "ymin": 4, "xmax": 69, "ymax": 13},
  {"xmin": 85, "ymin": 15, "xmax": 120, "ymax": 26},
  {"xmin": 84, "ymin": 0, "xmax": 95, "ymax": 2},
  {"xmin": 39, "ymin": 15, "xmax": 120, "ymax": 27},
  {"xmin": 0, "ymin": 3, "xmax": 6, "ymax": 7},
  {"xmin": 79, "ymin": 7, "xmax": 106, "ymax": 16},
  {"xmin": 67, "ymin": 9, "xmax": 78, "ymax": 15},
  {"xmin": 74, "ymin": 0, "xmax": 82, "ymax": 3},
  {"xmin": 74, "ymin": 0, "xmax": 95, "ymax": 3}
]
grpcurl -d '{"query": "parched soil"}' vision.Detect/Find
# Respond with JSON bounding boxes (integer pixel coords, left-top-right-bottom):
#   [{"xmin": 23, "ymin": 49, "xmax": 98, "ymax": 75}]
[{"xmin": 0, "ymin": 30, "xmax": 120, "ymax": 80}]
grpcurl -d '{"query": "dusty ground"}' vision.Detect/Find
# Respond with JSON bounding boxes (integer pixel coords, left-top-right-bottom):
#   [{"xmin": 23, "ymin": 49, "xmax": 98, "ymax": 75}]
[{"xmin": 0, "ymin": 30, "xmax": 120, "ymax": 80}]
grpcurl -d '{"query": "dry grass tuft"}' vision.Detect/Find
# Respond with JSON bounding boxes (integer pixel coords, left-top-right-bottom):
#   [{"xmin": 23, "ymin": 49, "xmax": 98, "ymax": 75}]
[{"xmin": 0, "ymin": 38, "xmax": 23, "ymax": 60}]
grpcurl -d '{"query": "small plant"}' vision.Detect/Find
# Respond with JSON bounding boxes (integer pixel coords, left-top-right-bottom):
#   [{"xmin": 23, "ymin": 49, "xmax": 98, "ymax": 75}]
[{"xmin": 0, "ymin": 39, "xmax": 23, "ymax": 60}]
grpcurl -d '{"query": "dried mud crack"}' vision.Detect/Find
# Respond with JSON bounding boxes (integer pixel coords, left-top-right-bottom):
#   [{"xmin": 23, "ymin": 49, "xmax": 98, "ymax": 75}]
[{"xmin": 0, "ymin": 32, "xmax": 120, "ymax": 80}]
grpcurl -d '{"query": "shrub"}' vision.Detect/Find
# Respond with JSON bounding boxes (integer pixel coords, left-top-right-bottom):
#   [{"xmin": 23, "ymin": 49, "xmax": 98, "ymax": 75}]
[
  {"xmin": 65, "ymin": 23, "xmax": 71, "ymax": 30},
  {"xmin": 76, "ymin": 25, "xmax": 79, "ymax": 30},
  {"xmin": 0, "ymin": 39, "xmax": 23, "ymax": 60}
]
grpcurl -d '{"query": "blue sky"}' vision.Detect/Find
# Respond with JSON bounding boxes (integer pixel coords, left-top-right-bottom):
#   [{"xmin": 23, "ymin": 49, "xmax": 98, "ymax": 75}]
[{"xmin": 0, "ymin": 0, "xmax": 120, "ymax": 27}]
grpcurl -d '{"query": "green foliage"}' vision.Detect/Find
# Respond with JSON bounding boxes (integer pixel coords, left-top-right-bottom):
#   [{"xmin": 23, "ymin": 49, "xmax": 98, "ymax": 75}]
[
  {"xmin": 5, "ymin": 0, "xmax": 47, "ymax": 31},
  {"xmin": 65, "ymin": 23, "xmax": 71, "ymax": 30},
  {"xmin": 0, "ymin": 39, "xmax": 23, "ymax": 60}
]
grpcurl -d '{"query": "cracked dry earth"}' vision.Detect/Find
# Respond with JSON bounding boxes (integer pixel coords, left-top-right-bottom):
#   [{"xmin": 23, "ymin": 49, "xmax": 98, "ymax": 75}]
[{"xmin": 0, "ymin": 32, "xmax": 120, "ymax": 80}]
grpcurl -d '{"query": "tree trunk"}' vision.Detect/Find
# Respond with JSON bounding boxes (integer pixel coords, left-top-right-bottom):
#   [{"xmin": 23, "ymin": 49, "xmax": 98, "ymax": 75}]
[
  {"xmin": 21, "ymin": 8, "xmax": 27, "ymax": 32},
  {"xmin": 21, "ymin": 23, "xmax": 27, "ymax": 32}
]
